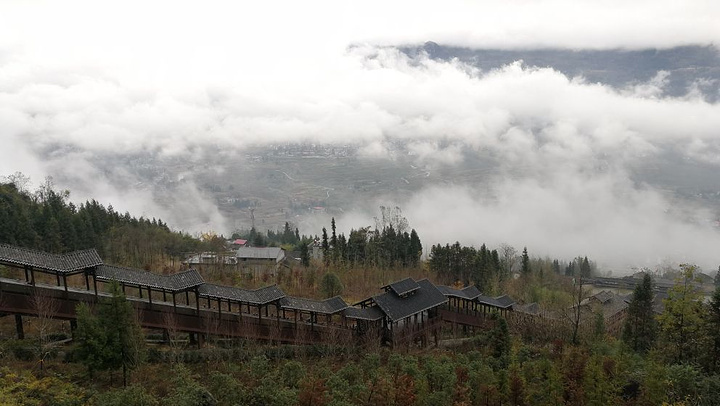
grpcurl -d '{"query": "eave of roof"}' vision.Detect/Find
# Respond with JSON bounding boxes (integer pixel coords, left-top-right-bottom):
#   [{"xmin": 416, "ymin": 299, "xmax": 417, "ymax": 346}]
[
  {"xmin": 280, "ymin": 296, "xmax": 348, "ymax": 314},
  {"xmin": 383, "ymin": 277, "xmax": 420, "ymax": 296},
  {"xmin": 95, "ymin": 265, "xmax": 203, "ymax": 292},
  {"xmin": 0, "ymin": 244, "xmax": 102, "ymax": 273},
  {"xmin": 437, "ymin": 284, "xmax": 482, "ymax": 300},
  {"xmin": 344, "ymin": 306, "xmax": 385, "ymax": 321},
  {"xmin": 198, "ymin": 283, "xmax": 285, "ymax": 305}
]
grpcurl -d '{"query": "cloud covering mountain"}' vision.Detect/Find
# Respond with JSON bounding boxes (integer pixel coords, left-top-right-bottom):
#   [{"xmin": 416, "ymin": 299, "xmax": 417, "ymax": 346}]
[{"xmin": 1, "ymin": 0, "xmax": 719, "ymax": 271}]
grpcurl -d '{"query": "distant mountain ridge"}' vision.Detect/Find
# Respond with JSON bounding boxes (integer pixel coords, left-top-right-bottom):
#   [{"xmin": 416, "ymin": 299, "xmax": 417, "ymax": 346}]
[{"xmin": 402, "ymin": 42, "xmax": 720, "ymax": 101}]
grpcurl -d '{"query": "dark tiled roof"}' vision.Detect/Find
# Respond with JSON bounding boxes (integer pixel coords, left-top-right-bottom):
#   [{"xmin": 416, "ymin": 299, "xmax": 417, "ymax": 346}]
[
  {"xmin": 96, "ymin": 265, "xmax": 203, "ymax": 292},
  {"xmin": 344, "ymin": 306, "xmax": 385, "ymax": 321},
  {"xmin": 198, "ymin": 284, "xmax": 285, "ymax": 305},
  {"xmin": 169, "ymin": 270, "xmax": 205, "ymax": 290},
  {"xmin": 590, "ymin": 290, "xmax": 614, "ymax": 304},
  {"xmin": 373, "ymin": 279, "xmax": 447, "ymax": 322},
  {"xmin": 437, "ymin": 285, "xmax": 482, "ymax": 300},
  {"xmin": 254, "ymin": 285, "xmax": 286, "ymax": 303},
  {"xmin": 0, "ymin": 244, "xmax": 102, "ymax": 273},
  {"xmin": 280, "ymin": 296, "xmax": 348, "ymax": 314},
  {"xmin": 493, "ymin": 295, "xmax": 516, "ymax": 309},
  {"xmin": 474, "ymin": 294, "xmax": 516, "ymax": 309},
  {"xmin": 383, "ymin": 277, "xmax": 420, "ymax": 296}
]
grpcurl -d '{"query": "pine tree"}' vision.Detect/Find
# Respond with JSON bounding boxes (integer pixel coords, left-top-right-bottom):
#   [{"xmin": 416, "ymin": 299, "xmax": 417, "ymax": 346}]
[
  {"xmin": 409, "ymin": 229, "xmax": 422, "ymax": 267},
  {"xmin": 657, "ymin": 264, "xmax": 707, "ymax": 364},
  {"xmin": 521, "ymin": 247, "xmax": 531, "ymax": 275},
  {"xmin": 320, "ymin": 272, "xmax": 343, "ymax": 298},
  {"xmin": 330, "ymin": 218, "xmax": 338, "ymax": 264},
  {"xmin": 299, "ymin": 242, "xmax": 310, "ymax": 267},
  {"xmin": 622, "ymin": 273, "xmax": 657, "ymax": 353},
  {"xmin": 75, "ymin": 282, "xmax": 145, "ymax": 386},
  {"xmin": 706, "ymin": 285, "xmax": 720, "ymax": 373},
  {"xmin": 321, "ymin": 227, "xmax": 329, "ymax": 266},
  {"xmin": 581, "ymin": 256, "xmax": 591, "ymax": 277}
]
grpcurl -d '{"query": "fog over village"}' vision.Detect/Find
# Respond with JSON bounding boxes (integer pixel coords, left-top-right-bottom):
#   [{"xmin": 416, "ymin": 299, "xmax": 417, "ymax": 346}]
[{"xmin": 2, "ymin": 0, "xmax": 720, "ymax": 273}]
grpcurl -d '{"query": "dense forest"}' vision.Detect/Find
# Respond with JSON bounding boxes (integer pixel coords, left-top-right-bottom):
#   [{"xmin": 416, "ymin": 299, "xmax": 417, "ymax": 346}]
[
  {"xmin": 235, "ymin": 209, "xmax": 423, "ymax": 271},
  {"xmin": 316, "ymin": 216, "xmax": 423, "ymax": 270},
  {"xmin": 0, "ymin": 176, "xmax": 203, "ymax": 269}
]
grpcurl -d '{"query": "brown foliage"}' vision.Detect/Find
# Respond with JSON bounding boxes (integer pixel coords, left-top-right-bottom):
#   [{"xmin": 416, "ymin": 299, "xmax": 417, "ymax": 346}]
[{"xmin": 298, "ymin": 375, "xmax": 328, "ymax": 406}]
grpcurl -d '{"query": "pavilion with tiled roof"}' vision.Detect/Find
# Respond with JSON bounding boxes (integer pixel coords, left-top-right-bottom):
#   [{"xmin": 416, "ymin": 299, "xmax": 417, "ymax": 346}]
[{"xmin": 356, "ymin": 278, "xmax": 448, "ymax": 346}]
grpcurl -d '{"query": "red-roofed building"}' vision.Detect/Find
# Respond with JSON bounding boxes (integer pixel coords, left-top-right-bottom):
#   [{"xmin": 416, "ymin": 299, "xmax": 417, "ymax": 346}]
[{"xmin": 230, "ymin": 239, "xmax": 248, "ymax": 248}]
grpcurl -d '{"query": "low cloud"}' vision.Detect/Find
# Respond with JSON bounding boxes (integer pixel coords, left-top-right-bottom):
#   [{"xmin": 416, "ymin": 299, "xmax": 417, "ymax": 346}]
[{"xmin": 1, "ymin": 1, "xmax": 719, "ymax": 270}]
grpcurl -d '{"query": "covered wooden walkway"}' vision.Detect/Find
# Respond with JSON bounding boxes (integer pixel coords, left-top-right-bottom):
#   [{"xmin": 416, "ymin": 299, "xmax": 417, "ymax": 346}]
[{"xmin": 0, "ymin": 243, "xmax": 522, "ymax": 347}]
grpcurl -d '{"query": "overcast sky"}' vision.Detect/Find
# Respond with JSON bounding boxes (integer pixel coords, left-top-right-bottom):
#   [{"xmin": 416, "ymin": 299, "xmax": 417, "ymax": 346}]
[{"xmin": 1, "ymin": 0, "xmax": 719, "ymax": 271}]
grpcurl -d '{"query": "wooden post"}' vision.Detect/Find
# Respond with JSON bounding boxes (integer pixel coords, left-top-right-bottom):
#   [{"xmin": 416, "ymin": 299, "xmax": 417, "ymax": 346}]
[
  {"xmin": 70, "ymin": 319, "xmax": 77, "ymax": 340},
  {"xmin": 163, "ymin": 290, "xmax": 167, "ymax": 302},
  {"xmin": 85, "ymin": 272, "xmax": 90, "ymax": 290},
  {"xmin": 24, "ymin": 266, "xmax": 29, "ymax": 283},
  {"xmin": 148, "ymin": 287, "xmax": 153, "ymax": 306},
  {"xmin": 93, "ymin": 275, "xmax": 98, "ymax": 296},
  {"xmin": 30, "ymin": 268, "xmax": 35, "ymax": 286},
  {"xmin": 172, "ymin": 293, "xmax": 177, "ymax": 310},
  {"xmin": 195, "ymin": 289, "xmax": 200, "ymax": 314},
  {"xmin": 15, "ymin": 315, "xmax": 24, "ymax": 339},
  {"xmin": 63, "ymin": 275, "xmax": 68, "ymax": 292},
  {"xmin": 56, "ymin": 272, "xmax": 61, "ymax": 286}
]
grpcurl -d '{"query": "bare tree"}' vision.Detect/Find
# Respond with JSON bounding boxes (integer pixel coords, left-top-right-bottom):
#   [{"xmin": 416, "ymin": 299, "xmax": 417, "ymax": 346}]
[
  {"xmin": 30, "ymin": 288, "xmax": 60, "ymax": 372},
  {"xmin": 162, "ymin": 311, "xmax": 182, "ymax": 363},
  {"xmin": 499, "ymin": 243, "xmax": 517, "ymax": 280},
  {"xmin": 569, "ymin": 276, "xmax": 589, "ymax": 344},
  {"xmin": 374, "ymin": 206, "xmax": 409, "ymax": 234}
]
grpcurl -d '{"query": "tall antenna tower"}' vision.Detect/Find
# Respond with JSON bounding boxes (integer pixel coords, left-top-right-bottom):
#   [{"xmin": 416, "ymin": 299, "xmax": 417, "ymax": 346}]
[{"xmin": 250, "ymin": 208, "xmax": 256, "ymax": 230}]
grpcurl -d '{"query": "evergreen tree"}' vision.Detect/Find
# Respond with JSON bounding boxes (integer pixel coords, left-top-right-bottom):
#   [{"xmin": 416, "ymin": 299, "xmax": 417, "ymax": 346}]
[
  {"xmin": 580, "ymin": 256, "xmax": 591, "ymax": 277},
  {"xmin": 321, "ymin": 227, "xmax": 329, "ymax": 266},
  {"xmin": 347, "ymin": 227, "xmax": 368, "ymax": 266},
  {"xmin": 409, "ymin": 229, "xmax": 422, "ymax": 267},
  {"xmin": 75, "ymin": 282, "xmax": 145, "ymax": 386},
  {"xmin": 706, "ymin": 285, "xmax": 720, "ymax": 373},
  {"xmin": 299, "ymin": 242, "xmax": 310, "ymax": 268},
  {"xmin": 330, "ymin": 218, "xmax": 338, "ymax": 264},
  {"xmin": 521, "ymin": 247, "xmax": 531, "ymax": 275},
  {"xmin": 336, "ymin": 233, "xmax": 347, "ymax": 266},
  {"xmin": 565, "ymin": 260, "xmax": 576, "ymax": 276},
  {"xmin": 657, "ymin": 264, "xmax": 707, "ymax": 364},
  {"xmin": 320, "ymin": 272, "xmax": 343, "ymax": 298},
  {"xmin": 622, "ymin": 273, "xmax": 657, "ymax": 353}
]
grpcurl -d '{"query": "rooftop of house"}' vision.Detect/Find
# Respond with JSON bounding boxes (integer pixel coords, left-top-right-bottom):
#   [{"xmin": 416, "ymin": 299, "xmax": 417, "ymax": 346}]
[{"xmin": 236, "ymin": 247, "xmax": 285, "ymax": 261}]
